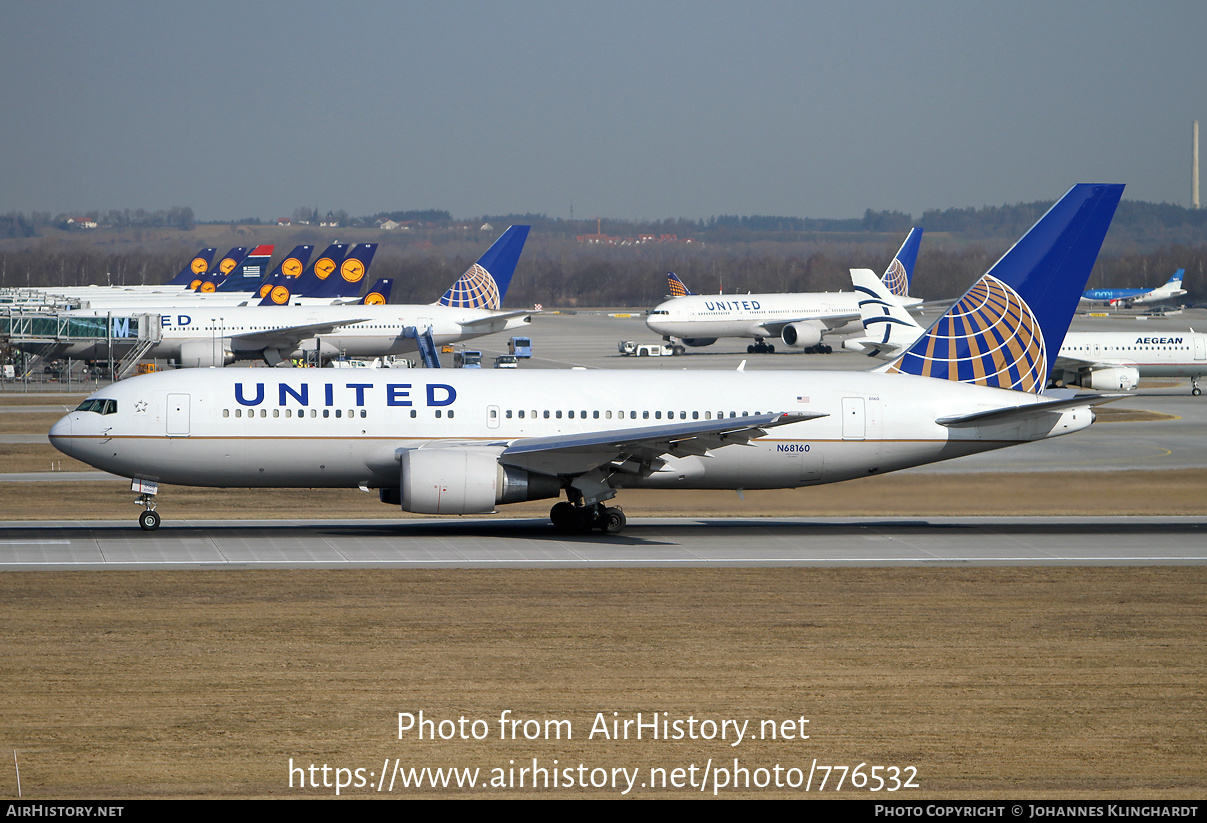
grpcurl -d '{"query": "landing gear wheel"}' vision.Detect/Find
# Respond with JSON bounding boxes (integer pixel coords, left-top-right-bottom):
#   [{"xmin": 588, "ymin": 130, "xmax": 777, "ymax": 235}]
[
  {"xmin": 139, "ymin": 510, "xmax": 161, "ymax": 531},
  {"xmin": 1194, "ymin": 387, "xmax": 1202, "ymax": 397},
  {"xmin": 600, "ymin": 507, "xmax": 627, "ymax": 534},
  {"xmin": 747, "ymin": 345, "xmax": 755, "ymax": 354},
  {"xmin": 550, "ymin": 501, "xmax": 577, "ymax": 530}
]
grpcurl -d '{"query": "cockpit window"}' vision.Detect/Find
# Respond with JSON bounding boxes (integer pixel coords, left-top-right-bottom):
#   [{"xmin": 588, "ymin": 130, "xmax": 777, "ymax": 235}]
[{"xmin": 75, "ymin": 399, "xmax": 117, "ymax": 415}]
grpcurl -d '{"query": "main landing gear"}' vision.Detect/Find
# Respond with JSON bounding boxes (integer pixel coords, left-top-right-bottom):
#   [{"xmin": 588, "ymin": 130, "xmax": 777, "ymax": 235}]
[
  {"xmin": 747, "ymin": 339, "xmax": 775, "ymax": 354},
  {"xmin": 550, "ymin": 501, "xmax": 627, "ymax": 534}
]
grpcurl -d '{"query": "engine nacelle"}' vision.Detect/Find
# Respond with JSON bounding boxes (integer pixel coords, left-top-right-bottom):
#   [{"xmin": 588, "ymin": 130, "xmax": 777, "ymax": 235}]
[
  {"xmin": 1083, "ymin": 366, "xmax": 1139, "ymax": 391},
  {"xmin": 399, "ymin": 449, "xmax": 561, "ymax": 514},
  {"xmin": 681, "ymin": 338, "xmax": 717, "ymax": 347},
  {"xmin": 178, "ymin": 339, "xmax": 234, "ymax": 368},
  {"xmin": 780, "ymin": 322, "xmax": 823, "ymax": 348}
]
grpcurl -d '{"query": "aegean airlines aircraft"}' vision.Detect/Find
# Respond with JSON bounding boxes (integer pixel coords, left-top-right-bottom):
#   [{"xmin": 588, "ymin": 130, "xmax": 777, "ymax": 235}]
[
  {"xmin": 51, "ymin": 186, "xmax": 1123, "ymax": 533},
  {"xmin": 645, "ymin": 228, "xmax": 923, "ymax": 354}
]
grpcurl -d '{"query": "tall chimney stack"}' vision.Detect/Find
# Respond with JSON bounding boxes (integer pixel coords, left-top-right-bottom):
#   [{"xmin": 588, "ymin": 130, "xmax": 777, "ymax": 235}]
[{"xmin": 1195, "ymin": 120, "xmax": 1200, "ymax": 209}]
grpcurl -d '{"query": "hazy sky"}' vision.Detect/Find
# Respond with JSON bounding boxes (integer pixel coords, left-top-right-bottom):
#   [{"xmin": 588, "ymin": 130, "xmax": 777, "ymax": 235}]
[{"xmin": 2, "ymin": 1, "xmax": 1205, "ymax": 222}]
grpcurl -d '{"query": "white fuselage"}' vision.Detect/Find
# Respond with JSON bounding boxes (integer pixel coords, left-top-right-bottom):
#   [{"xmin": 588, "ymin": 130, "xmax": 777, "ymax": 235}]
[
  {"xmin": 38, "ymin": 303, "xmax": 530, "ymax": 362},
  {"xmin": 50, "ymin": 367, "xmax": 1092, "ymax": 494},
  {"xmin": 1060, "ymin": 330, "xmax": 1207, "ymax": 377}
]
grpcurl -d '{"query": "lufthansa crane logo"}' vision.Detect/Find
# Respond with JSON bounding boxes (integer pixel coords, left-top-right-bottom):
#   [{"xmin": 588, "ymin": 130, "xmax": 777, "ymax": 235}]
[
  {"xmin": 190, "ymin": 257, "xmax": 208, "ymax": 275},
  {"xmin": 259, "ymin": 281, "xmax": 274, "ymax": 298},
  {"xmin": 341, "ymin": 258, "xmax": 365, "ymax": 282},
  {"xmin": 219, "ymin": 257, "xmax": 238, "ymax": 275},
  {"xmin": 189, "ymin": 278, "xmax": 203, "ymax": 290},
  {"xmin": 200, "ymin": 281, "xmax": 217, "ymax": 292},
  {"xmin": 363, "ymin": 291, "xmax": 386, "ymax": 305},
  {"xmin": 281, "ymin": 257, "xmax": 303, "ymax": 278},
  {"xmin": 270, "ymin": 285, "xmax": 291, "ymax": 305},
  {"xmin": 314, "ymin": 258, "xmax": 336, "ymax": 280}
]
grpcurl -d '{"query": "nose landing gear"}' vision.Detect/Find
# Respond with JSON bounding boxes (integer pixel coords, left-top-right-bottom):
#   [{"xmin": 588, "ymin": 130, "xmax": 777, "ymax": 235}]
[{"xmin": 133, "ymin": 479, "xmax": 161, "ymax": 531}]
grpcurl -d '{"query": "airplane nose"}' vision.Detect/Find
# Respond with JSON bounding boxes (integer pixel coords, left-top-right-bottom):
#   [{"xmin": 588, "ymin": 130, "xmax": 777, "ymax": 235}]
[{"xmin": 48, "ymin": 414, "xmax": 73, "ymax": 458}]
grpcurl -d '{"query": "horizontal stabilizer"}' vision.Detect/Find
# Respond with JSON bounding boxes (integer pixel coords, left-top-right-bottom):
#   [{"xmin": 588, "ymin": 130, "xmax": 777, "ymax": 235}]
[{"xmin": 936, "ymin": 393, "xmax": 1124, "ymax": 428}]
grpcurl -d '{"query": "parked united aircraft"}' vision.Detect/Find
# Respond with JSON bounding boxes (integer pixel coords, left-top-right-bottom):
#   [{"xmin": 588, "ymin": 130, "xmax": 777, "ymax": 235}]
[
  {"xmin": 1080, "ymin": 269, "xmax": 1187, "ymax": 308},
  {"xmin": 41, "ymin": 226, "xmax": 531, "ymax": 367},
  {"xmin": 51, "ymin": 186, "xmax": 1124, "ymax": 533},
  {"xmin": 646, "ymin": 228, "xmax": 923, "ymax": 353}
]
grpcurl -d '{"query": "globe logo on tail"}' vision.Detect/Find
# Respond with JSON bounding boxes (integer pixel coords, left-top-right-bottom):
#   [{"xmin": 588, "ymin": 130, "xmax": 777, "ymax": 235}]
[
  {"xmin": 882, "ymin": 258, "xmax": 909, "ymax": 298},
  {"xmin": 439, "ymin": 263, "xmax": 501, "ymax": 310},
  {"xmin": 889, "ymin": 274, "xmax": 1047, "ymax": 393}
]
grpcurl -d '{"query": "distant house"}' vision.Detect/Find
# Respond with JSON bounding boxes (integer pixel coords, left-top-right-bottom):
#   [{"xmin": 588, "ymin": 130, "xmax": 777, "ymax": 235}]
[
  {"xmin": 277, "ymin": 218, "xmax": 291, "ymax": 227},
  {"xmin": 480, "ymin": 222, "xmax": 494, "ymax": 232},
  {"xmin": 65, "ymin": 217, "xmax": 98, "ymax": 229},
  {"xmin": 379, "ymin": 220, "xmax": 401, "ymax": 231}
]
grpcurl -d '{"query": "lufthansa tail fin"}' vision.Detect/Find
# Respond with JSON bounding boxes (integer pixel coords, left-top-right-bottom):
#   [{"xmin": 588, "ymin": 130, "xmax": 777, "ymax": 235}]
[
  {"xmin": 360, "ymin": 278, "xmax": 393, "ymax": 305},
  {"xmin": 885, "ymin": 183, "xmax": 1124, "ymax": 394},
  {"xmin": 667, "ymin": 272, "xmax": 695, "ymax": 297},
  {"xmin": 192, "ymin": 247, "xmax": 250, "ymax": 292},
  {"xmin": 305, "ymin": 243, "xmax": 379, "ymax": 299},
  {"xmin": 881, "ymin": 228, "xmax": 922, "ymax": 298},
  {"xmin": 436, "ymin": 225, "xmax": 530, "ymax": 310},
  {"xmin": 165, "ymin": 248, "xmax": 217, "ymax": 287},
  {"xmin": 254, "ymin": 244, "xmax": 316, "ymax": 301},
  {"xmin": 287, "ymin": 242, "xmax": 350, "ymax": 297}
]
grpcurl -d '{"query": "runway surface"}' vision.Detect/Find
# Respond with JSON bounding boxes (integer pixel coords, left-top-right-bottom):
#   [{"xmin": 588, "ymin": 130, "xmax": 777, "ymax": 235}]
[{"xmin": 2, "ymin": 516, "xmax": 1205, "ymax": 569}]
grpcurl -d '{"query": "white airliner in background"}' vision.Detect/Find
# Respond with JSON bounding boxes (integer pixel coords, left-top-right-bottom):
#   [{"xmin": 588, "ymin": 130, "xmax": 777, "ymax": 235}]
[
  {"xmin": 51, "ymin": 185, "xmax": 1125, "ymax": 534},
  {"xmin": 1080, "ymin": 269, "xmax": 1187, "ymax": 308},
  {"xmin": 645, "ymin": 228, "xmax": 923, "ymax": 354},
  {"xmin": 35, "ymin": 226, "xmax": 533, "ymax": 368},
  {"xmin": 846, "ymin": 262, "xmax": 1207, "ymax": 395}
]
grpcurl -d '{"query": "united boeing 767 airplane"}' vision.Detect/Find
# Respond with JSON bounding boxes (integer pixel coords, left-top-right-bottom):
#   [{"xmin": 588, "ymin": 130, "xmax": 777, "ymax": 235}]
[{"xmin": 50, "ymin": 185, "xmax": 1124, "ymax": 533}]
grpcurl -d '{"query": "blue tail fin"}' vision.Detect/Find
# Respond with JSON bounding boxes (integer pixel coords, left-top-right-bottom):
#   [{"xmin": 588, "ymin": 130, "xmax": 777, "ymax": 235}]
[
  {"xmin": 253, "ymin": 244, "xmax": 316, "ymax": 300},
  {"xmin": 361, "ymin": 278, "xmax": 393, "ymax": 305},
  {"xmin": 165, "ymin": 248, "xmax": 217, "ymax": 286},
  {"xmin": 305, "ymin": 243, "xmax": 378, "ymax": 299},
  {"xmin": 437, "ymin": 225, "xmax": 530, "ymax": 309},
  {"xmin": 192, "ymin": 247, "xmax": 249, "ymax": 292},
  {"xmin": 881, "ymin": 228, "xmax": 922, "ymax": 298},
  {"xmin": 1168, "ymin": 269, "xmax": 1185, "ymax": 286},
  {"xmin": 214, "ymin": 244, "xmax": 274, "ymax": 292},
  {"xmin": 666, "ymin": 272, "xmax": 695, "ymax": 297},
  {"xmin": 288, "ymin": 242, "xmax": 350, "ymax": 296},
  {"xmin": 886, "ymin": 184, "xmax": 1124, "ymax": 393}
]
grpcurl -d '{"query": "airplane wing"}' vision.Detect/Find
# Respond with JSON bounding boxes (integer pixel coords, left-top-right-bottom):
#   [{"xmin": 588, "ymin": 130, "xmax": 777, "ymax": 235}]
[
  {"xmin": 758, "ymin": 312, "xmax": 860, "ymax": 336},
  {"xmin": 498, "ymin": 412, "xmax": 824, "ymax": 478},
  {"xmin": 935, "ymin": 393, "xmax": 1124, "ymax": 428},
  {"xmin": 459, "ymin": 309, "xmax": 536, "ymax": 332},
  {"xmin": 228, "ymin": 318, "xmax": 370, "ymax": 350}
]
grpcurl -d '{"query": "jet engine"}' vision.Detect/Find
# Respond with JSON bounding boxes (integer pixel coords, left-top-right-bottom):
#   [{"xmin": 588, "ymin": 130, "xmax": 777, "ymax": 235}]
[
  {"xmin": 1081, "ymin": 366, "xmax": 1139, "ymax": 391},
  {"xmin": 178, "ymin": 339, "xmax": 234, "ymax": 368},
  {"xmin": 681, "ymin": 338, "xmax": 717, "ymax": 347},
  {"xmin": 780, "ymin": 322, "xmax": 823, "ymax": 349},
  {"xmin": 396, "ymin": 449, "xmax": 561, "ymax": 514}
]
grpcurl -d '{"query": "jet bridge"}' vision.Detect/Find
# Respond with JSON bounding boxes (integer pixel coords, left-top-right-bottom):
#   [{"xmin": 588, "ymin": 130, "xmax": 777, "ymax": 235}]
[{"xmin": 1, "ymin": 309, "xmax": 162, "ymax": 378}]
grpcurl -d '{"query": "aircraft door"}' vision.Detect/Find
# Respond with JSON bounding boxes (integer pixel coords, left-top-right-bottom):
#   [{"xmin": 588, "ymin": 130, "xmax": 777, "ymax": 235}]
[
  {"xmin": 841, "ymin": 397, "xmax": 865, "ymax": 440},
  {"xmin": 166, "ymin": 393, "xmax": 190, "ymax": 437},
  {"xmin": 1196, "ymin": 336, "xmax": 1206, "ymax": 362},
  {"xmin": 487, "ymin": 404, "xmax": 501, "ymax": 429}
]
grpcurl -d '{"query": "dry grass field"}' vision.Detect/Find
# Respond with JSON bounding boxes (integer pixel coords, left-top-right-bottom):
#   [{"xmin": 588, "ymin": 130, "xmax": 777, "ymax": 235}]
[{"xmin": 1, "ymin": 397, "xmax": 1204, "ymax": 798}]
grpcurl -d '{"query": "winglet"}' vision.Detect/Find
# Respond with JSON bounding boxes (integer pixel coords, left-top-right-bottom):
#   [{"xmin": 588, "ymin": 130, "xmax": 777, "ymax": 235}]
[
  {"xmin": 437, "ymin": 225, "xmax": 530, "ymax": 309},
  {"xmin": 886, "ymin": 184, "xmax": 1124, "ymax": 394}
]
